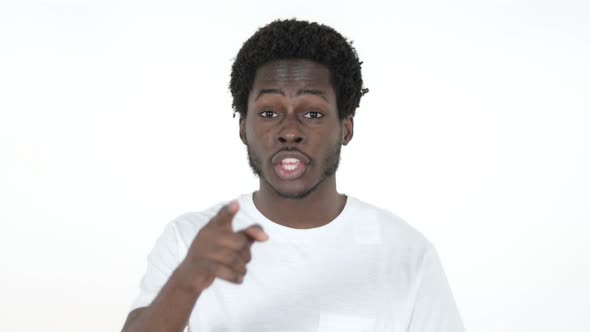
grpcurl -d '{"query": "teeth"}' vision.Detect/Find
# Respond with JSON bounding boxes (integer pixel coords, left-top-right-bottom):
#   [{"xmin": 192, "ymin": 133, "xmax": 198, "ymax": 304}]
[
  {"xmin": 280, "ymin": 158, "xmax": 301, "ymax": 171},
  {"xmin": 282, "ymin": 164, "xmax": 298, "ymax": 171},
  {"xmin": 281, "ymin": 158, "xmax": 301, "ymax": 164}
]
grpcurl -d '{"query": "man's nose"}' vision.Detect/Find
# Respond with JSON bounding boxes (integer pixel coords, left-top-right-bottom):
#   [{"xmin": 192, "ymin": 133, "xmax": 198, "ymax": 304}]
[{"xmin": 277, "ymin": 117, "xmax": 304, "ymax": 144}]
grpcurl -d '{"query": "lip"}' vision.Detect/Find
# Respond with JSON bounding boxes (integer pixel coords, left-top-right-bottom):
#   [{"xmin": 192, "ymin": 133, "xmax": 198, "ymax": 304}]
[
  {"xmin": 274, "ymin": 161, "xmax": 307, "ymax": 180},
  {"xmin": 271, "ymin": 150, "xmax": 311, "ymax": 165}
]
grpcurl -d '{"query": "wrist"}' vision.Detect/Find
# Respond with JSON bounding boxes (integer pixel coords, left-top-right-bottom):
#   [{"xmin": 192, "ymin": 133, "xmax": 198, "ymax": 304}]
[
  {"xmin": 173, "ymin": 260, "xmax": 212, "ymax": 295},
  {"xmin": 171, "ymin": 261, "xmax": 201, "ymax": 295}
]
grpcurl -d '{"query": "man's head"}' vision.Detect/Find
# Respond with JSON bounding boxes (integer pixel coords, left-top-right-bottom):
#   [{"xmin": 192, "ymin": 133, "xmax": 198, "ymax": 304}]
[
  {"xmin": 231, "ymin": 19, "xmax": 367, "ymax": 199},
  {"xmin": 230, "ymin": 19, "xmax": 368, "ymax": 120}
]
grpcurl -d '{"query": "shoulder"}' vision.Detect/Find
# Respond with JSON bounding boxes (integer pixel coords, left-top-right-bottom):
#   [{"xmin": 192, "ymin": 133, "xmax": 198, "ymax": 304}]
[{"xmin": 347, "ymin": 196, "xmax": 433, "ymax": 252}]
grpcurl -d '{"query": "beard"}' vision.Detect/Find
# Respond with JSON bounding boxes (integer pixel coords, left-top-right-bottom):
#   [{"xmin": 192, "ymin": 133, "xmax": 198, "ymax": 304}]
[{"xmin": 246, "ymin": 141, "xmax": 342, "ymax": 200}]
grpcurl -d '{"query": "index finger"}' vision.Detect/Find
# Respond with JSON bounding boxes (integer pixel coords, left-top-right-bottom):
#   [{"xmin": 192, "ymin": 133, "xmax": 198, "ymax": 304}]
[
  {"xmin": 238, "ymin": 224, "xmax": 269, "ymax": 242},
  {"xmin": 211, "ymin": 200, "xmax": 239, "ymax": 229}
]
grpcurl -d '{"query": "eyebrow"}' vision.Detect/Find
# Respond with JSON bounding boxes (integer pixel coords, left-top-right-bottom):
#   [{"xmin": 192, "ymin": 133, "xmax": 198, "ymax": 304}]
[{"xmin": 255, "ymin": 88, "xmax": 328, "ymax": 102}]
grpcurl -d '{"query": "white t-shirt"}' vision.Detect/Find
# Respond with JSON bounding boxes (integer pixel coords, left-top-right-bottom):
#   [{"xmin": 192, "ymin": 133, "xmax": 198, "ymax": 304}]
[{"xmin": 130, "ymin": 193, "xmax": 465, "ymax": 332}]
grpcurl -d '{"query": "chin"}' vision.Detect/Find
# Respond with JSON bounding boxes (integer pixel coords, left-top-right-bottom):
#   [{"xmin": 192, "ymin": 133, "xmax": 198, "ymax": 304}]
[
  {"xmin": 268, "ymin": 177, "xmax": 325, "ymax": 200},
  {"xmin": 266, "ymin": 180, "xmax": 305, "ymax": 199},
  {"xmin": 274, "ymin": 188, "xmax": 313, "ymax": 199}
]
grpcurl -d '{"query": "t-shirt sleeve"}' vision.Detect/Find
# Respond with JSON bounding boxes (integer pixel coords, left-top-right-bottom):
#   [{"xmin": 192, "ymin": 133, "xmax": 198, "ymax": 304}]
[
  {"xmin": 129, "ymin": 221, "xmax": 181, "ymax": 312},
  {"xmin": 407, "ymin": 246, "xmax": 465, "ymax": 332}
]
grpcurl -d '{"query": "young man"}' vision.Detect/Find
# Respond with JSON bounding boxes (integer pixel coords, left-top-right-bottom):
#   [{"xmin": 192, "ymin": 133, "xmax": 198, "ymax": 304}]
[{"xmin": 122, "ymin": 19, "xmax": 465, "ymax": 332}]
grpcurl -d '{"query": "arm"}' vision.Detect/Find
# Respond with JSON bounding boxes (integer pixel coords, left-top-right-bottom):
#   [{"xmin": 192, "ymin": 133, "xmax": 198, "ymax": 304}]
[
  {"xmin": 121, "ymin": 262, "xmax": 206, "ymax": 332},
  {"xmin": 121, "ymin": 201, "xmax": 268, "ymax": 332}
]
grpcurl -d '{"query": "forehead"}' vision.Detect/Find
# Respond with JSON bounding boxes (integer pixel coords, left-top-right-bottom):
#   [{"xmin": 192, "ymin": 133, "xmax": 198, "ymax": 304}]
[{"xmin": 252, "ymin": 59, "xmax": 333, "ymax": 89}]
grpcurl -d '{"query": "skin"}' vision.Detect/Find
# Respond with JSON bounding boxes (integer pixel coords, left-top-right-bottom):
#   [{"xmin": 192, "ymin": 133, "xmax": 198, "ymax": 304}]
[
  {"xmin": 121, "ymin": 58, "xmax": 354, "ymax": 331},
  {"xmin": 122, "ymin": 203, "xmax": 268, "ymax": 332},
  {"xmin": 240, "ymin": 59, "xmax": 354, "ymax": 229}
]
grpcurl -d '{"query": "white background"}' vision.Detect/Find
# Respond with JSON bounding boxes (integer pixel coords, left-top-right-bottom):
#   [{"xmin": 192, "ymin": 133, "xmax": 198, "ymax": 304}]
[{"xmin": 1, "ymin": 0, "xmax": 589, "ymax": 331}]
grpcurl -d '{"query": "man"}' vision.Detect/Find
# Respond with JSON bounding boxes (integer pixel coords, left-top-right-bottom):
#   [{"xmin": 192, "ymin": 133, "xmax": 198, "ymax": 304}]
[{"xmin": 122, "ymin": 19, "xmax": 465, "ymax": 332}]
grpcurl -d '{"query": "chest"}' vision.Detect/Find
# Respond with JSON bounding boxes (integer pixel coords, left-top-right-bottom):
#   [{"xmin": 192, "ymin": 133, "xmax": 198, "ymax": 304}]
[{"xmin": 189, "ymin": 242, "xmax": 414, "ymax": 332}]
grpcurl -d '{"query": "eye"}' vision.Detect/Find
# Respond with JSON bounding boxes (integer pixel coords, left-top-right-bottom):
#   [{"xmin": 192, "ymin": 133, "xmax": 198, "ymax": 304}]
[
  {"xmin": 304, "ymin": 111, "xmax": 324, "ymax": 119},
  {"xmin": 259, "ymin": 110, "xmax": 278, "ymax": 118}
]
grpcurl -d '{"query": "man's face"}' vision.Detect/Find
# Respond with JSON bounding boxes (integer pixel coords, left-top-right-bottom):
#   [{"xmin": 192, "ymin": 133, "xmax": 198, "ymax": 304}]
[{"xmin": 239, "ymin": 59, "xmax": 353, "ymax": 199}]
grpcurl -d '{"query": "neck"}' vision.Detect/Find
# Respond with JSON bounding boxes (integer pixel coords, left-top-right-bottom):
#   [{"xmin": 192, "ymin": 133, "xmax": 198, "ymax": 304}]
[{"xmin": 253, "ymin": 176, "xmax": 347, "ymax": 229}]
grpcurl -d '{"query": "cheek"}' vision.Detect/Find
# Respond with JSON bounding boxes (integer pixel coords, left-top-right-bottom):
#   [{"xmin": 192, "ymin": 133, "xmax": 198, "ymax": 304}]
[
  {"xmin": 316, "ymin": 127, "xmax": 341, "ymax": 146},
  {"xmin": 245, "ymin": 123, "xmax": 270, "ymax": 146},
  {"xmin": 243, "ymin": 120, "xmax": 255, "ymax": 141}
]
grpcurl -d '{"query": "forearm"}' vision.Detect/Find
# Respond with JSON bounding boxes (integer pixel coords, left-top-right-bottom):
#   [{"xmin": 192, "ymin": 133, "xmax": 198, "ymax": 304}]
[{"xmin": 122, "ymin": 264, "xmax": 204, "ymax": 332}]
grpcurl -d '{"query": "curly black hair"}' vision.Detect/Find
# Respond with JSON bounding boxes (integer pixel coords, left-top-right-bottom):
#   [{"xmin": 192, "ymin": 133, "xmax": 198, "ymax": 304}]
[{"xmin": 230, "ymin": 19, "xmax": 368, "ymax": 120}]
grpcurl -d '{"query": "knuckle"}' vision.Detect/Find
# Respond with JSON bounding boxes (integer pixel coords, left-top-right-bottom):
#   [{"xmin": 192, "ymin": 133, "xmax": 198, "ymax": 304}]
[
  {"xmin": 238, "ymin": 248, "xmax": 250, "ymax": 261},
  {"xmin": 228, "ymin": 234, "xmax": 248, "ymax": 251},
  {"xmin": 235, "ymin": 261, "xmax": 246, "ymax": 274},
  {"xmin": 239, "ymin": 236, "xmax": 249, "ymax": 249},
  {"xmin": 226, "ymin": 251, "xmax": 239, "ymax": 265}
]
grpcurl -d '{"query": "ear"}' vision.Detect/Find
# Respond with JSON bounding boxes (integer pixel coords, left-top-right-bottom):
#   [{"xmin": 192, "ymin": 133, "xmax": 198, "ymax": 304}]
[
  {"xmin": 239, "ymin": 116, "xmax": 247, "ymax": 145},
  {"xmin": 341, "ymin": 115, "xmax": 354, "ymax": 146}
]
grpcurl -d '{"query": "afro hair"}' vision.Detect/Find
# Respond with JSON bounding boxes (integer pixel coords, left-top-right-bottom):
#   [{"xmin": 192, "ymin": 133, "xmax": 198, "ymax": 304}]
[{"xmin": 230, "ymin": 19, "xmax": 368, "ymax": 120}]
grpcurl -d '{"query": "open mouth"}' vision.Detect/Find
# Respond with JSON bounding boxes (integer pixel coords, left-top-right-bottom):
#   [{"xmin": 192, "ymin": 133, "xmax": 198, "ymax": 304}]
[{"xmin": 273, "ymin": 157, "xmax": 307, "ymax": 180}]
